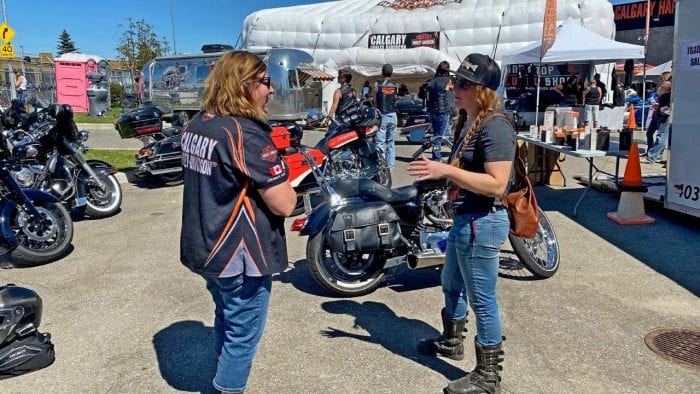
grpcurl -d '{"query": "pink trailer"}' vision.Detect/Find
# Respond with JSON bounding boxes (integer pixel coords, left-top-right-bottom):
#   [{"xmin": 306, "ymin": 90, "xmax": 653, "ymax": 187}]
[{"xmin": 54, "ymin": 53, "xmax": 102, "ymax": 112}]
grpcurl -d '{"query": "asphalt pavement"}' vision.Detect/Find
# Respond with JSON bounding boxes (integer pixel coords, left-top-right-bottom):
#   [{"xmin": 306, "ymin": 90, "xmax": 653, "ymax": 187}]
[{"xmin": 1, "ymin": 125, "xmax": 698, "ymax": 393}]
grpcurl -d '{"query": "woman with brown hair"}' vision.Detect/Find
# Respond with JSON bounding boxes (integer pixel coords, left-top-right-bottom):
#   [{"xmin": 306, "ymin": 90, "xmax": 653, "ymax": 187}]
[
  {"xmin": 179, "ymin": 51, "xmax": 296, "ymax": 393},
  {"xmin": 409, "ymin": 53, "xmax": 515, "ymax": 394}
]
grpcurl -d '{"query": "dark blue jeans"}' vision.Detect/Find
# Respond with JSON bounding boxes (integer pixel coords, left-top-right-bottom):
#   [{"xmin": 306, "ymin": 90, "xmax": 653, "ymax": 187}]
[
  {"xmin": 441, "ymin": 209, "xmax": 510, "ymax": 346},
  {"xmin": 205, "ymin": 274, "xmax": 272, "ymax": 393},
  {"xmin": 429, "ymin": 113, "xmax": 451, "ymax": 161}
]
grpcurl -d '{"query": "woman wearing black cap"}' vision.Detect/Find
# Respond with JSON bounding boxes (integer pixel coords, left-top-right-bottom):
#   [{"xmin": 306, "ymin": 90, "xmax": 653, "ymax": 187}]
[{"xmin": 408, "ymin": 53, "xmax": 515, "ymax": 394}]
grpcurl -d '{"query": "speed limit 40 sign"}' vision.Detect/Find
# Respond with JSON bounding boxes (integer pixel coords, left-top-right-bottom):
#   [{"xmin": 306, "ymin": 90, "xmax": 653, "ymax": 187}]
[{"xmin": 0, "ymin": 43, "xmax": 14, "ymax": 59}]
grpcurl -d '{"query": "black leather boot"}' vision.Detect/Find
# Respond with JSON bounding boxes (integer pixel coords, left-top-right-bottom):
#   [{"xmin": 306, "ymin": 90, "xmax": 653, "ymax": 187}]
[
  {"xmin": 417, "ymin": 309, "xmax": 466, "ymax": 360},
  {"xmin": 444, "ymin": 338, "xmax": 504, "ymax": 394}
]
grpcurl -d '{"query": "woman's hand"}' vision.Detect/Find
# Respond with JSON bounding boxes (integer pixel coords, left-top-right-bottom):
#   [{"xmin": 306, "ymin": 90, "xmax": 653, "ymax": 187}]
[{"xmin": 407, "ymin": 156, "xmax": 451, "ymax": 180}]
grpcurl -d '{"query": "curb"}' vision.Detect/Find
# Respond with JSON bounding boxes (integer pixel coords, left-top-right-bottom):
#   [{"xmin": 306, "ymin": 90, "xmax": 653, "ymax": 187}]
[{"xmin": 114, "ymin": 172, "xmax": 130, "ymax": 185}]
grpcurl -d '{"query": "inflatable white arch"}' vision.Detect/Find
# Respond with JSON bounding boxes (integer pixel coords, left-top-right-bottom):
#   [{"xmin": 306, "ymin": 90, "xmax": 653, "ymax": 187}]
[
  {"xmin": 241, "ymin": 0, "xmax": 616, "ymax": 65},
  {"xmin": 241, "ymin": 0, "xmax": 617, "ymax": 110}
]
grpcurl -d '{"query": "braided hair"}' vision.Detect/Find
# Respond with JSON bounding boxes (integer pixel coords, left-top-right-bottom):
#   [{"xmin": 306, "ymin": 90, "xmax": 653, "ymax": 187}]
[{"xmin": 450, "ymin": 85, "xmax": 501, "ymax": 168}]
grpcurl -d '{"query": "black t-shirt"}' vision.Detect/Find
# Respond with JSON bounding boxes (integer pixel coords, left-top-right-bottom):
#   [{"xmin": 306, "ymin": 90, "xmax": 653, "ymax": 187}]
[
  {"xmin": 180, "ymin": 112, "xmax": 289, "ymax": 278},
  {"xmin": 450, "ymin": 115, "xmax": 516, "ymax": 214}
]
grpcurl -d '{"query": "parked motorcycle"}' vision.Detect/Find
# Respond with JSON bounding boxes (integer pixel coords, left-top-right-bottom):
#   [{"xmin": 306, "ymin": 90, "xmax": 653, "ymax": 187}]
[
  {"xmin": 115, "ymin": 104, "xmax": 184, "ymax": 186},
  {"xmin": 273, "ymin": 103, "xmax": 391, "ymax": 215},
  {"xmin": 3, "ymin": 104, "xmax": 122, "ymax": 219},
  {"xmin": 0, "ymin": 111, "xmax": 74, "ymax": 265},
  {"xmin": 290, "ymin": 148, "xmax": 560, "ymax": 297}
]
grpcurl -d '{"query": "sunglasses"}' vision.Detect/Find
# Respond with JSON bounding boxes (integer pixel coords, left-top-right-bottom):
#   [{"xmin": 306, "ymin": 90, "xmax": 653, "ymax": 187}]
[
  {"xmin": 451, "ymin": 76, "xmax": 478, "ymax": 90},
  {"xmin": 258, "ymin": 76, "xmax": 272, "ymax": 88}
]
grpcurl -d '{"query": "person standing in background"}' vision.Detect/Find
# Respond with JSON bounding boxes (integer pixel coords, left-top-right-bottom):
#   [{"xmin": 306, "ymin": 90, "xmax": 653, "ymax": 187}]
[
  {"xmin": 582, "ymin": 79, "xmax": 602, "ymax": 128},
  {"xmin": 179, "ymin": 51, "xmax": 296, "ymax": 394},
  {"xmin": 645, "ymin": 77, "xmax": 672, "ymax": 163},
  {"xmin": 327, "ymin": 69, "xmax": 357, "ymax": 121},
  {"xmin": 375, "ymin": 64, "xmax": 399, "ymax": 171},
  {"xmin": 424, "ymin": 60, "xmax": 454, "ymax": 161},
  {"xmin": 594, "ymin": 73, "xmax": 607, "ymax": 103},
  {"xmin": 14, "ymin": 70, "xmax": 28, "ymax": 104}
]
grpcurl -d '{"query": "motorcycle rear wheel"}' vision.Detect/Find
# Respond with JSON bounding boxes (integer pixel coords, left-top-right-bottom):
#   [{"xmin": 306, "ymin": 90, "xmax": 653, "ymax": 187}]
[
  {"xmin": 509, "ymin": 208, "xmax": 559, "ymax": 278},
  {"xmin": 83, "ymin": 173, "xmax": 122, "ymax": 218},
  {"xmin": 9, "ymin": 200, "xmax": 73, "ymax": 266},
  {"xmin": 307, "ymin": 232, "xmax": 387, "ymax": 297}
]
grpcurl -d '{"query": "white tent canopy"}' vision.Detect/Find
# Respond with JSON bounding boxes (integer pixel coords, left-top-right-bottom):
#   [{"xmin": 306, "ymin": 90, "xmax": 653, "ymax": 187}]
[
  {"xmin": 501, "ymin": 17, "xmax": 645, "ymax": 65},
  {"xmin": 323, "ymin": 47, "xmax": 458, "ymax": 76},
  {"xmin": 642, "ymin": 60, "xmax": 672, "ymax": 76}
]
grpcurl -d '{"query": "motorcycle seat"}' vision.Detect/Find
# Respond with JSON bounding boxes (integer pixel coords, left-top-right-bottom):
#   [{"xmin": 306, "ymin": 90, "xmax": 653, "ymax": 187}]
[
  {"xmin": 162, "ymin": 127, "xmax": 181, "ymax": 137},
  {"xmin": 333, "ymin": 178, "xmax": 417, "ymax": 203}
]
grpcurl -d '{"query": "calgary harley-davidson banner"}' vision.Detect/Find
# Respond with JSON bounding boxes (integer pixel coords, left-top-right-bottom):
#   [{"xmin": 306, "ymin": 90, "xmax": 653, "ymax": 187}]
[
  {"xmin": 377, "ymin": 0, "xmax": 462, "ymax": 11},
  {"xmin": 613, "ymin": 0, "xmax": 675, "ymax": 31},
  {"xmin": 368, "ymin": 32, "xmax": 440, "ymax": 50}
]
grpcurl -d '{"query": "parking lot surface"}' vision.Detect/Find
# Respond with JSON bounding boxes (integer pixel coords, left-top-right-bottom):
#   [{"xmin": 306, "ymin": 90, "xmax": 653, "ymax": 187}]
[{"xmin": 1, "ymin": 127, "xmax": 698, "ymax": 393}]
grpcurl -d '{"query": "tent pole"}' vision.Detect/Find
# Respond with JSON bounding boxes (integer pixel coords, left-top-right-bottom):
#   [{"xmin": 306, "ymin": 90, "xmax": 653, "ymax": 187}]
[{"xmin": 535, "ymin": 62, "xmax": 541, "ymax": 127}]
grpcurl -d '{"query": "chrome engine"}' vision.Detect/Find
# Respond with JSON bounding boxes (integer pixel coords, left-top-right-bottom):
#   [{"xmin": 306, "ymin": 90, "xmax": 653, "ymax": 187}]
[
  {"xmin": 327, "ymin": 148, "xmax": 362, "ymax": 182},
  {"xmin": 422, "ymin": 188, "xmax": 454, "ymax": 228}
]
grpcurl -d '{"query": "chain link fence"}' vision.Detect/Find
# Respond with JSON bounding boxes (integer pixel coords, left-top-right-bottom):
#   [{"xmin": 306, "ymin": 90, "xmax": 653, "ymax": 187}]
[{"xmin": 1, "ymin": 65, "xmax": 136, "ymax": 110}]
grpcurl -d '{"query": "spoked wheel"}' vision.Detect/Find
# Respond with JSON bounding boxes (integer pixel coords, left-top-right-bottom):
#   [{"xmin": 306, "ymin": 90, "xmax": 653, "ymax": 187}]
[
  {"xmin": 9, "ymin": 200, "xmax": 73, "ymax": 265},
  {"xmin": 83, "ymin": 173, "xmax": 122, "ymax": 218},
  {"xmin": 371, "ymin": 156, "xmax": 392, "ymax": 188},
  {"xmin": 306, "ymin": 231, "xmax": 387, "ymax": 297},
  {"xmin": 509, "ymin": 208, "xmax": 559, "ymax": 278}
]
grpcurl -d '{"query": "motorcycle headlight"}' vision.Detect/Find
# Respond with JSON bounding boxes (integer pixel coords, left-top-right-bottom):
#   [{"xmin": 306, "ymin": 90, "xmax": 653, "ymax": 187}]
[{"xmin": 77, "ymin": 130, "xmax": 90, "ymax": 143}]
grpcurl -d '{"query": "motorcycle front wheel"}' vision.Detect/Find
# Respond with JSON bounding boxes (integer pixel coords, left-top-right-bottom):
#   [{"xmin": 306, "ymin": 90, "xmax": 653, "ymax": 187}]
[
  {"xmin": 509, "ymin": 208, "xmax": 560, "ymax": 278},
  {"xmin": 82, "ymin": 173, "xmax": 122, "ymax": 218},
  {"xmin": 157, "ymin": 172, "xmax": 184, "ymax": 186},
  {"xmin": 306, "ymin": 232, "xmax": 387, "ymax": 297},
  {"xmin": 9, "ymin": 199, "xmax": 73, "ymax": 265}
]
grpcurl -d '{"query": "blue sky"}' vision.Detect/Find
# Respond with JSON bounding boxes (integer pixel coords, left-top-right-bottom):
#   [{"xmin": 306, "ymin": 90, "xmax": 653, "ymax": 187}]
[{"xmin": 4, "ymin": 0, "xmax": 330, "ymax": 59}]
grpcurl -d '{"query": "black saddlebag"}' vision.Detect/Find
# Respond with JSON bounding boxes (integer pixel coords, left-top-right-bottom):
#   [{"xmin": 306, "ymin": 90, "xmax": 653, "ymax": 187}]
[
  {"xmin": 328, "ymin": 201, "xmax": 401, "ymax": 253},
  {"xmin": 0, "ymin": 331, "xmax": 55, "ymax": 380}
]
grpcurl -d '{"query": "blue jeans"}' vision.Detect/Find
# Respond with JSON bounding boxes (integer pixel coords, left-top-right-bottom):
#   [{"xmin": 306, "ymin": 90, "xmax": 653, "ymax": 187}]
[
  {"xmin": 429, "ymin": 113, "xmax": 450, "ymax": 161},
  {"xmin": 205, "ymin": 274, "xmax": 272, "ymax": 393},
  {"xmin": 441, "ymin": 209, "xmax": 510, "ymax": 346},
  {"xmin": 647, "ymin": 122, "xmax": 670, "ymax": 162},
  {"xmin": 377, "ymin": 112, "xmax": 397, "ymax": 170}
]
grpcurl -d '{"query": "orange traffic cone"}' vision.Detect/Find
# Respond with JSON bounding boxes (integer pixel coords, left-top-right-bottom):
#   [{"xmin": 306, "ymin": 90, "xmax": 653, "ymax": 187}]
[
  {"xmin": 607, "ymin": 143, "xmax": 655, "ymax": 225},
  {"xmin": 626, "ymin": 104, "xmax": 638, "ymax": 129}
]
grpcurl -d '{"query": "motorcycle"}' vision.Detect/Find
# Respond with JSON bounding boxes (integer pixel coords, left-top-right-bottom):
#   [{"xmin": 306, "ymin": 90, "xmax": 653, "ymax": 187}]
[
  {"xmin": 0, "ymin": 112, "xmax": 74, "ymax": 265},
  {"xmin": 290, "ymin": 148, "xmax": 560, "ymax": 297},
  {"xmin": 115, "ymin": 104, "xmax": 184, "ymax": 186},
  {"xmin": 3, "ymin": 104, "xmax": 122, "ymax": 219},
  {"xmin": 273, "ymin": 103, "xmax": 392, "ymax": 215}
]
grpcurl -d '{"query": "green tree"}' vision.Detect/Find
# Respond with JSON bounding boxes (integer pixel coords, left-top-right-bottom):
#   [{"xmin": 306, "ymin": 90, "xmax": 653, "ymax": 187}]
[
  {"xmin": 56, "ymin": 30, "xmax": 78, "ymax": 56},
  {"xmin": 115, "ymin": 18, "xmax": 170, "ymax": 81}
]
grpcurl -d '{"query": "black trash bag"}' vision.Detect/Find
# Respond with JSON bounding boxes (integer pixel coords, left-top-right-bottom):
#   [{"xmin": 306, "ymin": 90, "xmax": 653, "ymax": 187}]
[{"xmin": 0, "ymin": 331, "xmax": 55, "ymax": 380}]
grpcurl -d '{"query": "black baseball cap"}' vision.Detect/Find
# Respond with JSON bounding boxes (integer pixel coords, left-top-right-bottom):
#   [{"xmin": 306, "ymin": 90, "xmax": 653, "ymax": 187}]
[{"xmin": 451, "ymin": 53, "xmax": 501, "ymax": 91}]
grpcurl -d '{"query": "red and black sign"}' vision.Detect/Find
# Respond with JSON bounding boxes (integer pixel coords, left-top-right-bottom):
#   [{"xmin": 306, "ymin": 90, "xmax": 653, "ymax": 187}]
[
  {"xmin": 613, "ymin": 0, "xmax": 676, "ymax": 31},
  {"xmin": 504, "ymin": 63, "xmax": 591, "ymax": 103},
  {"xmin": 368, "ymin": 32, "xmax": 440, "ymax": 50}
]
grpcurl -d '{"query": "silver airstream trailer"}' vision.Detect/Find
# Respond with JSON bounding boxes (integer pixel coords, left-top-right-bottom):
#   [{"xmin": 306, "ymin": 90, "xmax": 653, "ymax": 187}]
[{"xmin": 139, "ymin": 47, "xmax": 331, "ymax": 122}]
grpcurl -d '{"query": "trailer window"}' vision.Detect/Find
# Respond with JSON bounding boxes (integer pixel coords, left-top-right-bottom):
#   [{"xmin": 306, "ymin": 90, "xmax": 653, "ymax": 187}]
[{"xmin": 195, "ymin": 65, "xmax": 210, "ymax": 82}]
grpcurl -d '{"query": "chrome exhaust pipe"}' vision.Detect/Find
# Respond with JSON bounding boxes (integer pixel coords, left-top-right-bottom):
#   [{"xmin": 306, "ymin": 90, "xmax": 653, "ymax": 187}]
[
  {"xmin": 148, "ymin": 167, "xmax": 183, "ymax": 175},
  {"xmin": 406, "ymin": 251, "xmax": 445, "ymax": 270}
]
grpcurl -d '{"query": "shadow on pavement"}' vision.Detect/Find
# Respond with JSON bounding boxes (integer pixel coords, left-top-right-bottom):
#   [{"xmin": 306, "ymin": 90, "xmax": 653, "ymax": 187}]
[
  {"xmin": 535, "ymin": 184, "xmax": 700, "ymax": 296},
  {"xmin": 273, "ymin": 259, "xmax": 335, "ymax": 297},
  {"xmin": 320, "ymin": 300, "xmax": 466, "ymax": 381},
  {"xmin": 152, "ymin": 320, "xmax": 217, "ymax": 393}
]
